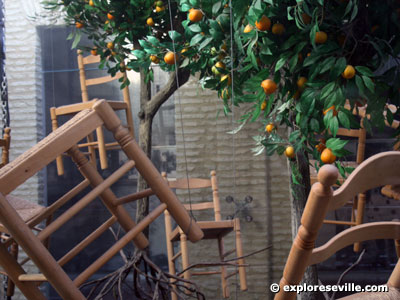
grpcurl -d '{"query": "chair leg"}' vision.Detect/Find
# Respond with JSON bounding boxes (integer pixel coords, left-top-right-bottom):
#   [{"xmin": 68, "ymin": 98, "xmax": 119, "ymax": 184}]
[
  {"xmin": 50, "ymin": 108, "xmax": 65, "ymax": 176},
  {"xmin": 164, "ymin": 211, "xmax": 178, "ymax": 300},
  {"xmin": 6, "ymin": 242, "xmax": 18, "ymax": 298},
  {"xmin": 218, "ymin": 237, "xmax": 229, "ymax": 298},
  {"xmin": 96, "ymin": 126, "xmax": 108, "ymax": 170},
  {"xmin": 234, "ymin": 218, "xmax": 247, "ymax": 291},
  {"xmin": 395, "ymin": 240, "xmax": 400, "ymax": 259},
  {"xmin": 354, "ymin": 193, "xmax": 366, "ymax": 252},
  {"xmin": 179, "ymin": 229, "xmax": 191, "ymax": 294}
]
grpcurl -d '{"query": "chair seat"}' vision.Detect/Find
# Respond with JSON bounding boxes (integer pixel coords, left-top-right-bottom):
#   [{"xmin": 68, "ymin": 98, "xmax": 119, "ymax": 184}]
[
  {"xmin": 170, "ymin": 220, "xmax": 234, "ymax": 242},
  {"xmin": 0, "ymin": 195, "xmax": 45, "ymax": 233},
  {"xmin": 310, "ymin": 160, "xmax": 358, "ymax": 184},
  {"xmin": 339, "ymin": 287, "xmax": 400, "ymax": 299}
]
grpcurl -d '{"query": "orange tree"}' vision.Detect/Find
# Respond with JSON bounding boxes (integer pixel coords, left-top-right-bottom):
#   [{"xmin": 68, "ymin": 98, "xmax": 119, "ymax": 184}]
[{"xmin": 45, "ymin": 0, "xmax": 400, "ymax": 295}]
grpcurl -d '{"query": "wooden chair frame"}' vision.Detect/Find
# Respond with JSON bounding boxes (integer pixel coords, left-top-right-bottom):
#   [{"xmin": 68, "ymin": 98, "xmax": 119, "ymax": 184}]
[
  {"xmin": 50, "ymin": 50, "xmax": 135, "ymax": 175},
  {"xmin": 163, "ymin": 171, "xmax": 247, "ymax": 299},
  {"xmin": 0, "ymin": 100, "xmax": 202, "ymax": 300},
  {"xmin": 276, "ymin": 151, "xmax": 400, "ymax": 300}
]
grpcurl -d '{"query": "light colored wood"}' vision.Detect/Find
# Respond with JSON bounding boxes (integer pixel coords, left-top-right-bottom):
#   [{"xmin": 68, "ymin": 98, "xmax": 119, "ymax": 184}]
[
  {"xmin": 182, "ymin": 202, "xmax": 214, "ymax": 211},
  {"xmin": 167, "ymin": 178, "xmax": 212, "ymax": 189},
  {"xmin": 82, "ymin": 53, "xmax": 100, "ymax": 65},
  {"xmin": 74, "ymin": 203, "xmax": 167, "ymax": 287},
  {"xmin": 171, "ymin": 250, "xmax": 182, "ymax": 261},
  {"xmin": 309, "ymin": 222, "xmax": 400, "ymax": 265},
  {"xmin": 169, "ymin": 220, "xmax": 234, "ymax": 242},
  {"xmin": 179, "ymin": 228, "xmax": 191, "ymax": 293},
  {"xmin": 388, "ymin": 259, "xmax": 400, "ymax": 288},
  {"xmin": 235, "ymin": 218, "xmax": 247, "ymax": 291},
  {"xmin": 55, "ymin": 100, "xmax": 127, "ymax": 116},
  {"xmin": 96, "ymin": 126, "xmax": 108, "ymax": 170},
  {"xmin": 2, "ymin": 128, "xmax": 10, "ymax": 166},
  {"xmin": 211, "ymin": 170, "xmax": 222, "ymax": 221},
  {"xmin": 114, "ymin": 188, "xmax": 155, "ymax": 206},
  {"xmin": 164, "ymin": 209, "xmax": 178, "ymax": 300},
  {"xmin": 225, "ymin": 270, "xmax": 239, "ymax": 279},
  {"xmin": 18, "ymin": 274, "xmax": 47, "ymax": 282},
  {"xmin": 50, "ymin": 107, "xmax": 65, "ymax": 175},
  {"xmin": 58, "ymin": 216, "xmax": 117, "ymax": 267},
  {"xmin": 0, "ymin": 193, "xmax": 86, "ymax": 299},
  {"xmin": 0, "ymin": 109, "xmax": 103, "ymax": 195},
  {"xmin": 323, "ymin": 220, "xmax": 356, "ymax": 226},
  {"xmin": 275, "ymin": 164, "xmax": 338, "ymax": 300},
  {"xmin": 330, "ymin": 151, "xmax": 400, "ymax": 211},
  {"xmin": 93, "ymin": 99, "xmax": 203, "ymax": 242},
  {"xmin": 85, "ymin": 72, "xmax": 123, "ymax": 86}
]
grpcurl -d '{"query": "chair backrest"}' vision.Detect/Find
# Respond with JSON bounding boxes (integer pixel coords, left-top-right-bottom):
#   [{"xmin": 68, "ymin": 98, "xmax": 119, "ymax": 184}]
[
  {"xmin": 336, "ymin": 126, "xmax": 366, "ymax": 164},
  {"xmin": 275, "ymin": 151, "xmax": 400, "ymax": 300},
  {"xmin": 162, "ymin": 170, "xmax": 222, "ymax": 221},
  {"xmin": 0, "ymin": 127, "xmax": 10, "ymax": 168}
]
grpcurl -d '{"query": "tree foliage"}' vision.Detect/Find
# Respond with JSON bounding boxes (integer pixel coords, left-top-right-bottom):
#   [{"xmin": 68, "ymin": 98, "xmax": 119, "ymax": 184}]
[{"xmin": 45, "ymin": 0, "xmax": 400, "ymax": 178}]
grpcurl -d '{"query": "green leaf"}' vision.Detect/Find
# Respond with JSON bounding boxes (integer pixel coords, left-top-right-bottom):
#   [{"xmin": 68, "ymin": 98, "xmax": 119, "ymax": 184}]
[
  {"xmin": 190, "ymin": 33, "xmax": 204, "ymax": 46},
  {"xmin": 199, "ymin": 37, "xmax": 213, "ymax": 50},
  {"xmin": 355, "ymin": 75, "xmax": 366, "ymax": 97},
  {"xmin": 188, "ymin": 24, "xmax": 202, "ymax": 32},
  {"xmin": 329, "ymin": 116, "xmax": 339, "ymax": 137},
  {"xmin": 310, "ymin": 118, "xmax": 319, "ymax": 132},
  {"xmin": 326, "ymin": 138, "xmax": 348, "ymax": 151},
  {"xmin": 71, "ymin": 31, "xmax": 81, "ymax": 49},
  {"xmin": 362, "ymin": 76, "xmax": 374, "ymax": 93},
  {"xmin": 330, "ymin": 57, "xmax": 346, "ymax": 79},
  {"xmin": 355, "ymin": 66, "xmax": 374, "ymax": 77},
  {"xmin": 212, "ymin": 1, "xmax": 221, "ymax": 15},
  {"xmin": 338, "ymin": 111, "xmax": 350, "ymax": 129},
  {"xmin": 67, "ymin": 32, "xmax": 74, "ymax": 40},
  {"xmin": 320, "ymin": 82, "xmax": 336, "ymax": 100},
  {"xmin": 168, "ymin": 31, "xmax": 182, "ymax": 42},
  {"xmin": 275, "ymin": 57, "xmax": 286, "ymax": 72},
  {"xmin": 181, "ymin": 3, "xmax": 191, "ymax": 11},
  {"xmin": 320, "ymin": 57, "xmax": 336, "ymax": 74}
]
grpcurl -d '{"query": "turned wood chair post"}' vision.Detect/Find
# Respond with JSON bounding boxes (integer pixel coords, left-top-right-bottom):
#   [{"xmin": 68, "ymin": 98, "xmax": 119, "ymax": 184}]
[
  {"xmin": 2, "ymin": 127, "xmax": 10, "ymax": 166},
  {"xmin": 93, "ymin": 100, "xmax": 203, "ymax": 242},
  {"xmin": 121, "ymin": 65, "xmax": 135, "ymax": 139},
  {"xmin": 50, "ymin": 108, "xmax": 65, "ymax": 176},
  {"xmin": 67, "ymin": 145, "xmax": 148, "ymax": 249},
  {"xmin": 77, "ymin": 50, "xmax": 89, "ymax": 103},
  {"xmin": 235, "ymin": 218, "xmax": 247, "ymax": 291},
  {"xmin": 276, "ymin": 165, "xmax": 338, "ymax": 300},
  {"xmin": 211, "ymin": 170, "xmax": 222, "ymax": 221},
  {"xmin": 179, "ymin": 227, "xmax": 191, "ymax": 293},
  {"xmin": 218, "ymin": 236, "xmax": 229, "ymax": 298}
]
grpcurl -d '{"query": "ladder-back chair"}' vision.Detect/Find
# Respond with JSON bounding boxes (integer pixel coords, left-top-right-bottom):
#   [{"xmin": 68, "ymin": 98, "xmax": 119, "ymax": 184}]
[
  {"xmin": 163, "ymin": 171, "xmax": 247, "ymax": 299},
  {"xmin": 275, "ymin": 151, "xmax": 400, "ymax": 300},
  {"xmin": 0, "ymin": 100, "xmax": 202, "ymax": 300},
  {"xmin": 310, "ymin": 125, "xmax": 367, "ymax": 252},
  {"xmin": 50, "ymin": 50, "xmax": 135, "ymax": 175}
]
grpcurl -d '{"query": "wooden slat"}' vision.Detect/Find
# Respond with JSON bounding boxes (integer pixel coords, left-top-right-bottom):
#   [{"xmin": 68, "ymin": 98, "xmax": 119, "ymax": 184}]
[
  {"xmin": 86, "ymin": 73, "xmax": 123, "ymax": 86},
  {"xmin": 329, "ymin": 151, "xmax": 400, "ymax": 211},
  {"xmin": 37, "ymin": 161, "xmax": 135, "ymax": 242},
  {"xmin": 82, "ymin": 54, "xmax": 101, "ymax": 65},
  {"xmin": 55, "ymin": 100, "xmax": 127, "ymax": 116},
  {"xmin": 225, "ymin": 270, "xmax": 239, "ymax": 279},
  {"xmin": 114, "ymin": 188, "xmax": 155, "ymax": 206},
  {"xmin": 183, "ymin": 202, "xmax": 214, "ymax": 211},
  {"xmin": 310, "ymin": 222, "xmax": 400, "ymax": 265},
  {"xmin": 170, "ymin": 220, "xmax": 234, "ymax": 242},
  {"xmin": 336, "ymin": 128, "xmax": 362, "ymax": 138},
  {"xmin": 18, "ymin": 274, "xmax": 47, "ymax": 282},
  {"xmin": 167, "ymin": 178, "xmax": 212, "ymax": 189},
  {"xmin": 323, "ymin": 220, "xmax": 356, "ymax": 226},
  {"xmin": 73, "ymin": 203, "xmax": 167, "ymax": 287},
  {"xmin": 0, "ymin": 109, "xmax": 103, "ymax": 195},
  {"xmin": 58, "ymin": 216, "xmax": 117, "ymax": 267},
  {"xmin": 171, "ymin": 250, "xmax": 181, "ymax": 261}
]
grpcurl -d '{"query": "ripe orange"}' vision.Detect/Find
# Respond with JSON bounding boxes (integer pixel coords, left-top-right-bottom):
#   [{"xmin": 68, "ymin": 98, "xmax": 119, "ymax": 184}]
[
  {"xmin": 285, "ymin": 146, "xmax": 295, "ymax": 159},
  {"xmin": 89, "ymin": 0, "xmax": 94, "ymax": 6},
  {"xmin": 76, "ymin": 22, "xmax": 84, "ymax": 29},
  {"xmin": 323, "ymin": 105, "xmax": 338, "ymax": 116},
  {"xmin": 244, "ymin": 24, "xmax": 253, "ymax": 33},
  {"xmin": 150, "ymin": 55, "xmax": 160, "ymax": 63},
  {"xmin": 107, "ymin": 13, "xmax": 115, "ymax": 20},
  {"xmin": 221, "ymin": 74, "xmax": 231, "ymax": 85},
  {"xmin": 301, "ymin": 13, "xmax": 311, "ymax": 25},
  {"xmin": 315, "ymin": 31, "xmax": 328, "ymax": 44},
  {"xmin": 147, "ymin": 17, "xmax": 155, "ymax": 26},
  {"xmin": 90, "ymin": 48, "xmax": 98, "ymax": 56},
  {"xmin": 272, "ymin": 23, "xmax": 285, "ymax": 35},
  {"xmin": 342, "ymin": 65, "xmax": 356, "ymax": 79},
  {"xmin": 106, "ymin": 42, "xmax": 114, "ymax": 49},
  {"xmin": 164, "ymin": 51, "xmax": 176, "ymax": 65},
  {"xmin": 261, "ymin": 79, "xmax": 277, "ymax": 95},
  {"xmin": 321, "ymin": 148, "xmax": 336, "ymax": 164},
  {"xmin": 156, "ymin": 6, "xmax": 165, "ymax": 12},
  {"xmin": 261, "ymin": 100, "xmax": 267, "ymax": 110},
  {"xmin": 255, "ymin": 15, "xmax": 271, "ymax": 31},
  {"xmin": 189, "ymin": 9, "xmax": 203, "ymax": 22},
  {"xmin": 215, "ymin": 61, "xmax": 226, "ymax": 69},
  {"xmin": 265, "ymin": 123, "xmax": 275, "ymax": 133},
  {"xmin": 297, "ymin": 77, "xmax": 307, "ymax": 91}
]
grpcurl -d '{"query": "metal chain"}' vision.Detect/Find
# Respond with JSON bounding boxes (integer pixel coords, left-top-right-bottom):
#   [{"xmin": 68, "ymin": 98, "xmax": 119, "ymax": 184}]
[{"xmin": 0, "ymin": 0, "xmax": 9, "ymax": 133}]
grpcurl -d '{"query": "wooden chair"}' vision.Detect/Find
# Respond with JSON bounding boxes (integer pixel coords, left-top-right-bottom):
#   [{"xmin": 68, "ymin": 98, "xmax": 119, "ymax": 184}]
[
  {"xmin": 163, "ymin": 171, "xmax": 247, "ymax": 299},
  {"xmin": 0, "ymin": 100, "xmax": 203, "ymax": 300},
  {"xmin": 275, "ymin": 151, "xmax": 400, "ymax": 300},
  {"xmin": 50, "ymin": 50, "xmax": 135, "ymax": 175},
  {"xmin": 310, "ymin": 125, "xmax": 367, "ymax": 252}
]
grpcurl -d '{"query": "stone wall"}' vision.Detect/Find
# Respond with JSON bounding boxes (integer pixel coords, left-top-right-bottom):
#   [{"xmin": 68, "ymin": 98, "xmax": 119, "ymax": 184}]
[
  {"xmin": 4, "ymin": 1, "xmax": 43, "ymax": 298},
  {"xmin": 174, "ymin": 76, "xmax": 292, "ymax": 299}
]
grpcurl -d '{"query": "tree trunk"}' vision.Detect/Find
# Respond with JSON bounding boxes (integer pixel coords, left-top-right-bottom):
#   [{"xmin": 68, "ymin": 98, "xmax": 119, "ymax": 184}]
[{"xmin": 289, "ymin": 150, "xmax": 318, "ymax": 300}]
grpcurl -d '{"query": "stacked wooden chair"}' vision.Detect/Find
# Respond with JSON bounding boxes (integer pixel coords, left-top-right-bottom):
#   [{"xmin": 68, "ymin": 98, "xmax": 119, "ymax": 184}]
[
  {"xmin": 50, "ymin": 50, "xmax": 135, "ymax": 175},
  {"xmin": 310, "ymin": 125, "xmax": 367, "ymax": 252},
  {"xmin": 275, "ymin": 151, "xmax": 400, "ymax": 300},
  {"xmin": 163, "ymin": 171, "xmax": 247, "ymax": 299},
  {"xmin": 0, "ymin": 100, "xmax": 203, "ymax": 300}
]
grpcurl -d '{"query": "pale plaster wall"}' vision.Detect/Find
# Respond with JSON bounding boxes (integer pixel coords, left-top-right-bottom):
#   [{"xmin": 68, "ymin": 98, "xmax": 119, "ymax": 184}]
[{"xmin": 174, "ymin": 76, "xmax": 292, "ymax": 299}]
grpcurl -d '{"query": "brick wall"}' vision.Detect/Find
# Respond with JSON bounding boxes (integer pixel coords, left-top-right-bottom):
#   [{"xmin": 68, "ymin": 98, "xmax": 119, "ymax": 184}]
[
  {"xmin": 174, "ymin": 76, "xmax": 292, "ymax": 299},
  {"xmin": 4, "ymin": 1, "xmax": 44, "ymax": 298}
]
